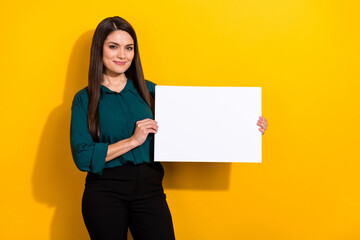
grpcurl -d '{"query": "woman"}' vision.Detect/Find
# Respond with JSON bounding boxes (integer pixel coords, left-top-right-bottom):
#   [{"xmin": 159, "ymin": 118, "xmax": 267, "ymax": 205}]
[{"xmin": 70, "ymin": 16, "xmax": 268, "ymax": 240}]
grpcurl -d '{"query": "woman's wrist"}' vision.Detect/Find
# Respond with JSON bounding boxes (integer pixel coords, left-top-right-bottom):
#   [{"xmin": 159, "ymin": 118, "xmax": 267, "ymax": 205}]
[{"xmin": 128, "ymin": 136, "xmax": 139, "ymax": 148}]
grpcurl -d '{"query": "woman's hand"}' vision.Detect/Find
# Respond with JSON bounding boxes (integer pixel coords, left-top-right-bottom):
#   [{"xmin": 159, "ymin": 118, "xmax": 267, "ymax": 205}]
[
  {"xmin": 257, "ymin": 116, "xmax": 268, "ymax": 135},
  {"xmin": 130, "ymin": 118, "xmax": 158, "ymax": 147}
]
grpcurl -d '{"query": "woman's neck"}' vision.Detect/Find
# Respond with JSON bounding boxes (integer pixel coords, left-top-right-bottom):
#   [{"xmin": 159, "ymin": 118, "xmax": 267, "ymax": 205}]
[
  {"xmin": 102, "ymin": 73, "xmax": 127, "ymax": 92},
  {"xmin": 101, "ymin": 73, "xmax": 127, "ymax": 88}
]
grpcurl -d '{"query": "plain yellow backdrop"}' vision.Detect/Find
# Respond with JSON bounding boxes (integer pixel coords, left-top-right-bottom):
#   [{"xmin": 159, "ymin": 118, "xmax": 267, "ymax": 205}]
[{"xmin": 1, "ymin": 0, "xmax": 359, "ymax": 239}]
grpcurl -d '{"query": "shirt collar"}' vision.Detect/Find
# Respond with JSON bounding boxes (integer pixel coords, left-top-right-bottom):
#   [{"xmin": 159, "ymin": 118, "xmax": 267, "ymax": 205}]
[{"xmin": 100, "ymin": 78, "xmax": 138, "ymax": 95}]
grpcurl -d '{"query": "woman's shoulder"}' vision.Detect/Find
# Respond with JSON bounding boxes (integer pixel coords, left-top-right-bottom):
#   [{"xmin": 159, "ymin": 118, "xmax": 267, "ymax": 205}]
[
  {"xmin": 145, "ymin": 80, "xmax": 156, "ymax": 92},
  {"xmin": 72, "ymin": 87, "xmax": 89, "ymax": 108},
  {"xmin": 145, "ymin": 79, "xmax": 156, "ymax": 87}
]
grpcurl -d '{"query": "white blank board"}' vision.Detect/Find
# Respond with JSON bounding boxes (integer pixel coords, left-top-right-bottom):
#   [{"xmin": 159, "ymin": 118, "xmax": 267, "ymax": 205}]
[{"xmin": 154, "ymin": 86, "xmax": 262, "ymax": 162}]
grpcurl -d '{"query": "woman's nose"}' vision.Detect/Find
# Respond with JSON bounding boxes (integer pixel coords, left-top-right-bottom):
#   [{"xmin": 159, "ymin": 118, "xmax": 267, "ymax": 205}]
[{"xmin": 117, "ymin": 49, "xmax": 125, "ymax": 59}]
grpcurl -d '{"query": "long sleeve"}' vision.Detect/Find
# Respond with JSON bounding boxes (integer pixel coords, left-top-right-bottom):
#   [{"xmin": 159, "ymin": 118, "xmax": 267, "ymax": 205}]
[{"xmin": 70, "ymin": 89, "xmax": 109, "ymax": 175}]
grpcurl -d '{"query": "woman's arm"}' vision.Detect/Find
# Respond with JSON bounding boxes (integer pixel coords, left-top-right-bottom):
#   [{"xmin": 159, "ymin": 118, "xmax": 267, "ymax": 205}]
[
  {"xmin": 70, "ymin": 90, "xmax": 109, "ymax": 174},
  {"xmin": 105, "ymin": 118, "xmax": 158, "ymax": 162},
  {"xmin": 70, "ymin": 90, "xmax": 158, "ymax": 174}
]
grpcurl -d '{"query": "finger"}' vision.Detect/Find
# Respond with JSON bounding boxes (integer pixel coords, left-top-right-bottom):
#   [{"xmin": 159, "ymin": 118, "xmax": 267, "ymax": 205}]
[
  {"xmin": 259, "ymin": 116, "xmax": 267, "ymax": 124},
  {"xmin": 143, "ymin": 121, "xmax": 159, "ymax": 128},
  {"xmin": 136, "ymin": 119, "xmax": 157, "ymax": 126},
  {"xmin": 136, "ymin": 118, "xmax": 158, "ymax": 124},
  {"xmin": 136, "ymin": 121, "xmax": 158, "ymax": 128},
  {"xmin": 146, "ymin": 129, "xmax": 157, "ymax": 134},
  {"xmin": 137, "ymin": 122, "xmax": 159, "ymax": 131},
  {"xmin": 257, "ymin": 119, "xmax": 268, "ymax": 129},
  {"xmin": 263, "ymin": 117, "xmax": 268, "ymax": 124},
  {"xmin": 147, "ymin": 125, "xmax": 159, "ymax": 132},
  {"xmin": 259, "ymin": 128, "xmax": 264, "ymax": 135},
  {"xmin": 261, "ymin": 119, "xmax": 268, "ymax": 128},
  {"xmin": 256, "ymin": 121, "xmax": 267, "ymax": 130}
]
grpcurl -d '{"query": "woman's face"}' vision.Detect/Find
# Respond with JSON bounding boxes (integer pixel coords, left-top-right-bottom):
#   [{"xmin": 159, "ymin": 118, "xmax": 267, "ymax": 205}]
[{"xmin": 102, "ymin": 30, "xmax": 135, "ymax": 77}]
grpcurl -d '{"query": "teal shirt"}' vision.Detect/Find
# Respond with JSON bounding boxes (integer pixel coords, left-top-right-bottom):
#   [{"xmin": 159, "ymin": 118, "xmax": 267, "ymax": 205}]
[{"xmin": 70, "ymin": 79, "xmax": 155, "ymax": 175}]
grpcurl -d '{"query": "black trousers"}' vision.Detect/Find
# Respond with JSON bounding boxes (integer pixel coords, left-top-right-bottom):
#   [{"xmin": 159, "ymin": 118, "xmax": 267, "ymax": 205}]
[{"xmin": 82, "ymin": 162, "xmax": 175, "ymax": 240}]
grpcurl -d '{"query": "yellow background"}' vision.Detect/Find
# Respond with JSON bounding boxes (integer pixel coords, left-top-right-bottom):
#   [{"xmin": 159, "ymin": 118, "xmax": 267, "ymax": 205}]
[{"xmin": 1, "ymin": 0, "xmax": 359, "ymax": 239}]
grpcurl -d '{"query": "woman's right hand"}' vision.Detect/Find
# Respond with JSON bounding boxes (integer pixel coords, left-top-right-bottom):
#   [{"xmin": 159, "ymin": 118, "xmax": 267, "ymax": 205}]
[{"xmin": 130, "ymin": 118, "xmax": 158, "ymax": 147}]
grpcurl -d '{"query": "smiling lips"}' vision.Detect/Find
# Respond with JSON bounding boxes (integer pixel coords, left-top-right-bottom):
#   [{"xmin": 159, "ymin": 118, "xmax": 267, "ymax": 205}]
[{"xmin": 114, "ymin": 61, "xmax": 126, "ymax": 66}]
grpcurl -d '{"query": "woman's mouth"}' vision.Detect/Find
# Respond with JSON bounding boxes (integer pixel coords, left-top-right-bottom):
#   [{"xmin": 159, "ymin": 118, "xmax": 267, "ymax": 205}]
[{"xmin": 114, "ymin": 61, "xmax": 126, "ymax": 66}]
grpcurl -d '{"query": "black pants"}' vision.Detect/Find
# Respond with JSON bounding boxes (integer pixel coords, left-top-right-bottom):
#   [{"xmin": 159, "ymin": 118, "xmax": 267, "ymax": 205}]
[{"xmin": 82, "ymin": 162, "xmax": 175, "ymax": 240}]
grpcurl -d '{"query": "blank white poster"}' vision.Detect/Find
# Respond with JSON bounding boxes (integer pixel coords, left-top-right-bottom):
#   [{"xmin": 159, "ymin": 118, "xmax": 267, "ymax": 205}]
[{"xmin": 154, "ymin": 86, "xmax": 262, "ymax": 163}]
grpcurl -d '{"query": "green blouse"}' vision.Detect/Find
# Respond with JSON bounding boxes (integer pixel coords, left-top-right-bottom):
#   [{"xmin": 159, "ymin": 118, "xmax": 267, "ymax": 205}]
[{"xmin": 70, "ymin": 79, "xmax": 155, "ymax": 175}]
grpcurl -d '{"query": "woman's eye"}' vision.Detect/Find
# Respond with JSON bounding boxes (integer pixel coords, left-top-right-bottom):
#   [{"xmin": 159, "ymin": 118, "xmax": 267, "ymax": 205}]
[
  {"xmin": 109, "ymin": 45, "xmax": 117, "ymax": 49},
  {"xmin": 127, "ymin": 47, "xmax": 133, "ymax": 50}
]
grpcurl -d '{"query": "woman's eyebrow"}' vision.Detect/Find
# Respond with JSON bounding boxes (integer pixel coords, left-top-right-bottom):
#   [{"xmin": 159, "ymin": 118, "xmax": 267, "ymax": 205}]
[
  {"xmin": 106, "ymin": 42, "xmax": 134, "ymax": 46},
  {"xmin": 106, "ymin": 42, "xmax": 120, "ymax": 45}
]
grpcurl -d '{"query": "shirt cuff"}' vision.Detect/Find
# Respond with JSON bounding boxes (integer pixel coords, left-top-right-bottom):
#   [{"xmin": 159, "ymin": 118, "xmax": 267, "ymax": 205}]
[{"xmin": 91, "ymin": 143, "xmax": 109, "ymax": 175}]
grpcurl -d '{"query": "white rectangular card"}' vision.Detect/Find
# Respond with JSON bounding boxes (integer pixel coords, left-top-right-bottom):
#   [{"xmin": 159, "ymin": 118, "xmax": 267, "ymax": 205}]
[{"xmin": 154, "ymin": 86, "xmax": 262, "ymax": 163}]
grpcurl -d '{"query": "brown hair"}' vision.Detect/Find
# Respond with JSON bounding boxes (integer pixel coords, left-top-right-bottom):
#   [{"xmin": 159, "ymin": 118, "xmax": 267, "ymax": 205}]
[{"xmin": 87, "ymin": 16, "xmax": 154, "ymax": 141}]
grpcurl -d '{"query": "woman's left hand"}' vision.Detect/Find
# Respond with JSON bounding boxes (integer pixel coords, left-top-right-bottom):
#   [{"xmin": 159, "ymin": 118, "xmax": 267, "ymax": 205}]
[{"xmin": 257, "ymin": 116, "xmax": 268, "ymax": 135}]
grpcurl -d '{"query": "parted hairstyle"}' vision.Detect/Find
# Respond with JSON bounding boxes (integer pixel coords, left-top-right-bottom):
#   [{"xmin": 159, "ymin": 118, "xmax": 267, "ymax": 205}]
[{"xmin": 87, "ymin": 16, "xmax": 154, "ymax": 141}]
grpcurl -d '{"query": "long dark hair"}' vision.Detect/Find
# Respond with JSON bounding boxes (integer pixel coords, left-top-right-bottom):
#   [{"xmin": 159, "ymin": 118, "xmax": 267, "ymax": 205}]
[{"xmin": 87, "ymin": 16, "xmax": 154, "ymax": 141}]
